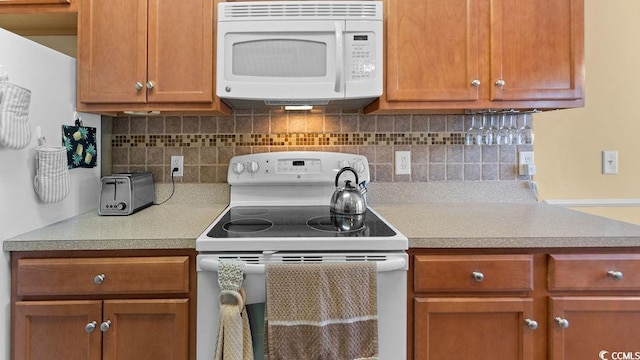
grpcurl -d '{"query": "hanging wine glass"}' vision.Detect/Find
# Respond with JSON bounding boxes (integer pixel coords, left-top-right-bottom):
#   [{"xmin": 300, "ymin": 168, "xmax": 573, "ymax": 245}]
[
  {"xmin": 495, "ymin": 111, "xmax": 513, "ymax": 145},
  {"xmin": 479, "ymin": 111, "xmax": 494, "ymax": 145},
  {"xmin": 517, "ymin": 112, "xmax": 535, "ymax": 145},
  {"xmin": 465, "ymin": 113, "xmax": 481, "ymax": 145},
  {"xmin": 508, "ymin": 110, "xmax": 519, "ymax": 143}
]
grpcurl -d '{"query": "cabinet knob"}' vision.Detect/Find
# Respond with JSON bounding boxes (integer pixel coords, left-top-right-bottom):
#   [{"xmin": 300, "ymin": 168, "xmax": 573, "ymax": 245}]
[
  {"xmin": 146, "ymin": 81, "xmax": 155, "ymax": 90},
  {"xmin": 135, "ymin": 82, "xmax": 144, "ymax": 90},
  {"xmin": 495, "ymin": 79, "xmax": 506, "ymax": 87},
  {"xmin": 471, "ymin": 271, "xmax": 484, "ymax": 282},
  {"xmin": 555, "ymin": 317, "xmax": 570, "ymax": 329},
  {"xmin": 85, "ymin": 321, "xmax": 97, "ymax": 333},
  {"xmin": 100, "ymin": 320, "xmax": 111, "ymax": 332},
  {"xmin": 607, "ymin": 270, "xmax": 624, "ymax": 280},
  {"xmin": 93, "ymin": 274, "xmax": 106, "ymax": 285},
  {"xmin": 470, "ymin": 79, "xmax": 481, "ymax": 87},
  {"xmin": 524, "ymin": 319, "xmax": 538, "ymax": 330}
]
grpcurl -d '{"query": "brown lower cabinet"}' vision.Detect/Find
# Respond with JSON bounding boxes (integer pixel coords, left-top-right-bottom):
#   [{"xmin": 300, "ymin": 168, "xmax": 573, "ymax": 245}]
[
  {"xmin": 11, "ymin": 250, "xmax": 197, "ymax": 360},
  {"xmin": 409, "ymin": 250, "xmax": 640, "ymax": 360},
  {"xmin": 14, "ymin": 299, "xmax": 188, "ymax": 360}
]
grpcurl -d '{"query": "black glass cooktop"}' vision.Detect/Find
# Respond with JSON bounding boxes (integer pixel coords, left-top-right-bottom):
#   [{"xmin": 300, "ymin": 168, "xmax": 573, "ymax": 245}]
[{"xmin": 207, "ymin": 206, "xmax": 397, "ymax": 238}]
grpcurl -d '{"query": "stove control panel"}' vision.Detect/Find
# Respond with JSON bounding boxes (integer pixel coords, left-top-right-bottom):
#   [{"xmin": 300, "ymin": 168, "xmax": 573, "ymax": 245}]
[
  {"xmin": 276, "ymin": 158, "xmax": 322, "ymax": 174},
  {"xmin": 227, "ymin": 151, "xmax": 370, "ymax": 185}
]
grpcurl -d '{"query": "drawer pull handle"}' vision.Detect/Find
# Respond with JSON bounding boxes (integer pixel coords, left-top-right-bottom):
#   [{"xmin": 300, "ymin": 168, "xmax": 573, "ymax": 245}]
[
  {"xmin": 607, "ymin": 270, "xmax": 624, "ymax": 280},
  {"xmin": 555, "ymin": 317, "xmax": 570, "ymax": 329},
  {"xmin": 525, "ymin": 319, "xmax": 538, "ymax": 330},
  {"xmin": 472, "ymin": 271, "xmax": 484, "ymax": 282},
  {"xmin": 85, "ymin": 321, "xmax": 97, "ymax": 333},
  {"xmin": 93, "ymin": 274, "xmax": 106, "ymax": 285},
  {"xmin": 100, "ymin": 320, "xmax": 111, "ymax": 332},
  {"xmin": 135, "ymin": 82, "xmax": 144, "ymax": 90}
]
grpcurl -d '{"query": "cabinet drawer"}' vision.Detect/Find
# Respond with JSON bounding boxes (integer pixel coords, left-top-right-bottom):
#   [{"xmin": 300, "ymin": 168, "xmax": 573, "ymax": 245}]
[
  {"xmin": 549, "ymin": 254, "xmax": 640, "ymax": 291},
  {"xmin": 16, "ymin": 256, "xmax": 189, "ymax": 297},
  {"xmin": 414, "ymin": 255, "xmax": 533, "ymax": 292}
]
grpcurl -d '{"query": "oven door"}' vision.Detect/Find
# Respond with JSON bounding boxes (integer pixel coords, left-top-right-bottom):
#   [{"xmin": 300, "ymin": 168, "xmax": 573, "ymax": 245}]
[{"xmin": 196, "ymin": 252, "xmax": 407, "ymax": 360}]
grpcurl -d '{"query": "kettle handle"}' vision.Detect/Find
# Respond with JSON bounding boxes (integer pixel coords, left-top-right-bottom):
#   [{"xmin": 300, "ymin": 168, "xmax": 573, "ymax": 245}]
[{"xmin": 335, "ymin": 167, "xmax": 359, "ymax": 187}]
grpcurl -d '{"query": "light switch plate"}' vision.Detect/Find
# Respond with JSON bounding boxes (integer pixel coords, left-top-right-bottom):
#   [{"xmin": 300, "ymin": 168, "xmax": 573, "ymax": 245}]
[{"xmin": 602, "ymin": 150, "xmax": 618, "ymax": 175}]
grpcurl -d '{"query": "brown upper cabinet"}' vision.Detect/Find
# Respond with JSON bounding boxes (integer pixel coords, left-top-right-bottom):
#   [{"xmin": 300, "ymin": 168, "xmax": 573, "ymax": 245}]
[
  {"xmin": 366, "ymin": 0, "xmax": 584, "ymax": 113},
  {"xmin": 77, "ymin": 0, "xmax": 229, "ymax": 114},
  {"xmin": 0, "ymin": 0, "xmax": 77, "ymax": 36},
  {"xmin": 0, "ymin": 0, "xmax": 73, "ymax": 9}
]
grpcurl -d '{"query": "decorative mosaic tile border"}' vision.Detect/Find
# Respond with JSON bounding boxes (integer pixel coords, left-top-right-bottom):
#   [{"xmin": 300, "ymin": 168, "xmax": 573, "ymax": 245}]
[{"xmin": 112, "ymin": 132, "xmax": 466, "ymax": 148}]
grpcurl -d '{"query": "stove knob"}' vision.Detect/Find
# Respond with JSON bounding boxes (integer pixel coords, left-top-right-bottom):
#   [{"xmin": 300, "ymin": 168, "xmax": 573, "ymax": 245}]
[
  {"xmin": 116, "ymin": 202, "xmax": 127, "ymax": 211},
  {"xmin": 231, "ymin": 162, "xmax": 245, "ymax": 175},
  {"xmin": 247, "ymin": 161, "xmax": 260, "ymax": 174},
  {"xmin": 352, "ymin": 160, "xmax": 366, "ymax": 174}
]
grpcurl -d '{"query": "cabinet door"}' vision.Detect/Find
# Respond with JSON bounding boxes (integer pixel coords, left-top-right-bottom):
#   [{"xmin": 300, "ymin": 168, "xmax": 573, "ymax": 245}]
[
  {"xmin": 78, "ymin": 0, "xmax": 148, "ymax": 104},
  {"xmin": 386, "ymin": 0, "xmax": 480, "ymax": 102},
  {"xmin": 415, "ymin": 297, "xmax": 536, "ymax": 360},
  {"xmin": 14, "ymin": 300, "xmax": 102, "ymax": 360},
  {"xmin": 102, "ymin": 299, "xmax": 189, "ymax": 360},
  {"xmin": 147, "ymin": 0, "xmax": 213, "ymax": 103},
  {"xmin": 549, "ymin": 297, "xmax": 640, "ymax": 360},
  {"xmin": 490, "ymin": 0, "xmax": 584, "ymax": 101}
]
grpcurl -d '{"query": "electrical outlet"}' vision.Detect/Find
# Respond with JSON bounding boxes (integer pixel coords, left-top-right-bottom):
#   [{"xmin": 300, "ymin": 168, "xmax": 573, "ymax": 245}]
[
  {"xmin": 395, "ymin": 151, "xmax": 411, "ymax": 175},
  {"xmin": 171, "ymin": 155, "xmax": 184, "ymax": 177},
  {"xmin": 602, "ymin": 150, "xmax": 618, "ymax": 175},
  {"xmin": 518, "ymin": 151, "xmax": 535, "ymax": 176}
]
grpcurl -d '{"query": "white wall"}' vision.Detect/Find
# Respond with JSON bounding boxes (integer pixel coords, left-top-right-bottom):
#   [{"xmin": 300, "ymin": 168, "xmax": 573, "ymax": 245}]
[{"xmin": 0, "ymin": 28, "xmax": 101, "ymax": 359}]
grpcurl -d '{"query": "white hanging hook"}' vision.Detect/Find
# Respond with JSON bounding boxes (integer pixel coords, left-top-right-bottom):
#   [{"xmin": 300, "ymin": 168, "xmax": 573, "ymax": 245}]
[
  {"xmin": 0, "ymin": 64, "xmax": 8, "ymax": 82},
  {"xmin": 36, "ymin": 126, "xmax": 47, "ymax": 146},
  {"xmin": 74, "ymin": 111, "xmax": 83, "ymax": 126}
]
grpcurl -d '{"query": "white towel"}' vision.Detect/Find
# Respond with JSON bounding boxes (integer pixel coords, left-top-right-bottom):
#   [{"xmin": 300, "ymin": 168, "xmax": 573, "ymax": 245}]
[
  {"xmin": 0, "ymin": 80, "xmax": 32, "ymax": 150},
  {"xmin": 33, "ymin": 146, "xmax": 71, "ymax": 203}
]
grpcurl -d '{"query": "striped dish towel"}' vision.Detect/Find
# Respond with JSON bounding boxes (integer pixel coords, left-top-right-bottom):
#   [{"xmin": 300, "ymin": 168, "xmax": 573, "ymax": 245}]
[
  {"xmin": 0, "ymin": 80, "xmax": 32, "ymax": 150},
  {"xmin": 265, "ymin": 262, "xmax": 378, "ymax": 360},
  {"xmin": 33, "ymin": 146, "xmax": 71, "ymax": 203}
]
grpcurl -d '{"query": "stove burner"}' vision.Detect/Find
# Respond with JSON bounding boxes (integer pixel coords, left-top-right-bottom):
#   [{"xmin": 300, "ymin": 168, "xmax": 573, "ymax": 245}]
[
  {"xmin": 234, "ymin": 208, "xmax": 269, "ymax": 216},
  {"xmin": 307, "ymin": 215, "xmax": 365, "ymax": 233},
  {"xmin": 222, "ymin": 218, "xmax": 273, "ymax": 233}
]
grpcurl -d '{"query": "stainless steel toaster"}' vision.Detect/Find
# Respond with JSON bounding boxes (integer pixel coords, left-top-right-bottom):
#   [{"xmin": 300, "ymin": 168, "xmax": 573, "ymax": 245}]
[{"xmin": 98, "ymin": 172, "xmax": 155, "ymax": 215}]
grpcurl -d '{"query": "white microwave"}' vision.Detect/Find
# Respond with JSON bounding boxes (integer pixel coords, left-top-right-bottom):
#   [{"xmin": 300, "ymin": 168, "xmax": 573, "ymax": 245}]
[{"xmin": 216, "ymin": 1, "xmax": 383, "ymax": 110}]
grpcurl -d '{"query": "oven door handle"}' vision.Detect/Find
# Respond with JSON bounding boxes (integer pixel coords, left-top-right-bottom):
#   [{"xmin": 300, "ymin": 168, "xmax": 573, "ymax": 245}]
[{"xmin": 198, "ymin": 257, "xmax": 406, "ymax": 274}]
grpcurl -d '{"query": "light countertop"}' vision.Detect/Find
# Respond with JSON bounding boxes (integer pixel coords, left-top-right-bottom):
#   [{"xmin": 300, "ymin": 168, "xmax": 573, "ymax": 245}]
[
  {"xmin": 374, "ymin": 203, "xmax": 640, "ymax": 248},
  {"xmin": 5, "ymin": 182, "xmax": 640, "ymax": 252},
  {"xmin": 3, "ymin": 204, "xmax": 227, "ymax": 251}
]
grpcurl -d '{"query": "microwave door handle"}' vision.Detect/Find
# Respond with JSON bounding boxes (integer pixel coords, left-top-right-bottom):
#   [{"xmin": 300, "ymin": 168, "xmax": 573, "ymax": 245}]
[{"xmin": 334, "ymin": 21, "xmax": 344, "ymax": 93}]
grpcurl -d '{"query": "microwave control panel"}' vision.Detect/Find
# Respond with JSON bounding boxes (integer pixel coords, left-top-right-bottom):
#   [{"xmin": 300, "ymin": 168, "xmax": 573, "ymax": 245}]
[{"xmin": 346, "ymin": 33, "xmax": 376, "ymax": 81}]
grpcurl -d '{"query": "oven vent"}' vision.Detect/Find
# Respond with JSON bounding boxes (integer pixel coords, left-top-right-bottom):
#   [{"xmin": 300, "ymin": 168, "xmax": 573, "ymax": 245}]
[
  {"xmin": 220, "ymin": 2, "xmax": 382, "ymax": 21},
  {"xmin": 216, "ymin": 254, "xmax": 388, "ymax": 264}
]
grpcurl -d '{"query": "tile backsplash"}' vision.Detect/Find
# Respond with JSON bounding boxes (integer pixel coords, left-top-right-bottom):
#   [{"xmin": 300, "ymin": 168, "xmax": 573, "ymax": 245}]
[{"xmin": 110, "ymin": 110, "xmax": 533, "ymax": 183}]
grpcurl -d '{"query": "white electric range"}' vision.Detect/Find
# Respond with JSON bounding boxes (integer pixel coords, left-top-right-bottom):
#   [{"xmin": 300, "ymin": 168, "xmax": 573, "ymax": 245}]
[{"xmin": 195, "ymin": 151, "xmax": 408, "ymax": 360}]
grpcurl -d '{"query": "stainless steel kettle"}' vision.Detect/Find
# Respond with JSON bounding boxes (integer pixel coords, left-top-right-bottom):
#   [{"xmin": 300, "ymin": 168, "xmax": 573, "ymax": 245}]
[{"xmin": 330, "ymin": 167, "xmax": 366, "ymax": 216}]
